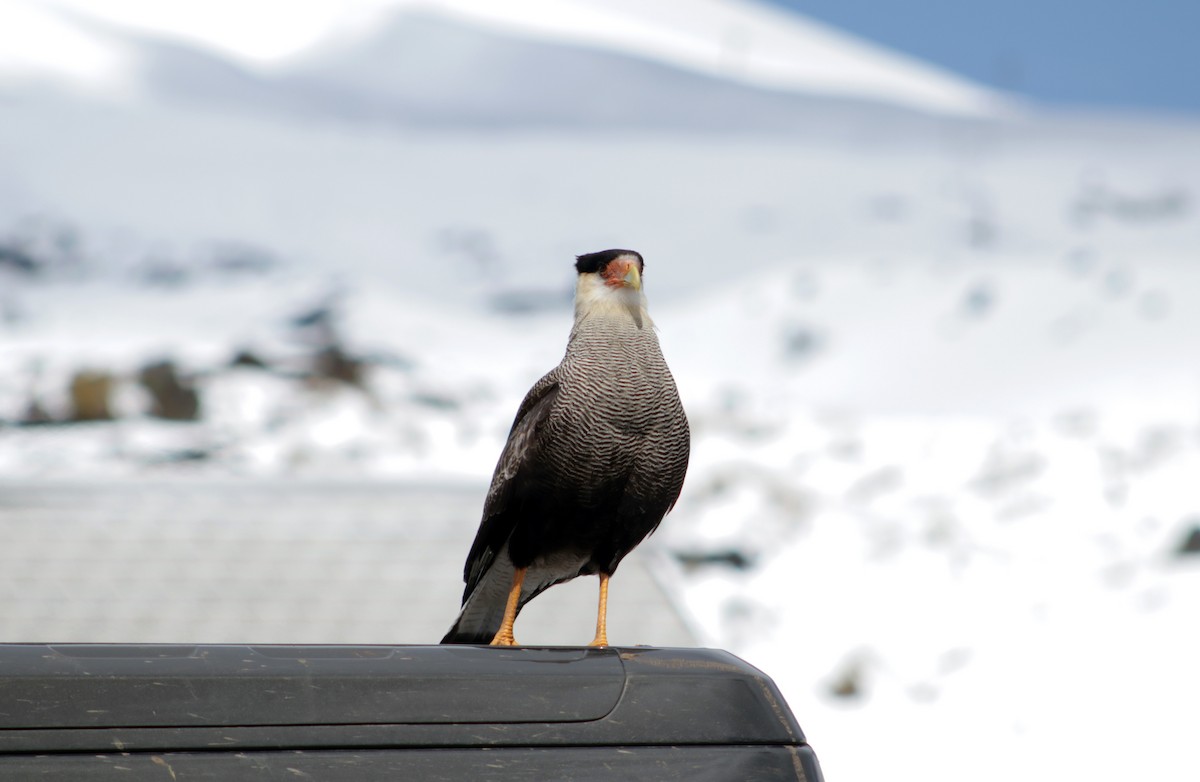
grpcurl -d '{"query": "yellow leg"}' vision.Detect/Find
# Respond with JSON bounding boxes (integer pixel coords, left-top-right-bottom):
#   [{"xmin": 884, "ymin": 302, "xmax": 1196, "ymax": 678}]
[
  {"xmin": 588, "ymin": 573, "xmax": 610, "ymax": 647},
  {"xmin": 490, "ymin": 567, "xmax": 526, "ymax": 646}
]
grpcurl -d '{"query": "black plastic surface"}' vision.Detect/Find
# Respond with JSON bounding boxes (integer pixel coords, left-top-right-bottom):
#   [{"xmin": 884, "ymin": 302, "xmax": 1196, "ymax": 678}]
[
  {"xmin": 0, "ymin": 644, "xmax": 623, "ymax": 727},
  {"xmin": 0, "ymin": 746, "xmax": 822, "ymax": 781},
  {"xmin": 0, "ymin": 644, "xmax": 823, "ymax": 781}
]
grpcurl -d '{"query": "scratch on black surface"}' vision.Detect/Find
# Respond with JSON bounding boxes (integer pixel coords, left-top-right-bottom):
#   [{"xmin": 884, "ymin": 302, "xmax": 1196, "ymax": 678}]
[
  {"xmin": 150, "ymin": 755, "xmax": 178, "ymax": 781},
  {"xmin": 787, "ymin": 745, "xmax": 809, "ymax": 781},
  {"xmin": 755, "ymin": 679, "xmax": 798, "ymax": 742}
]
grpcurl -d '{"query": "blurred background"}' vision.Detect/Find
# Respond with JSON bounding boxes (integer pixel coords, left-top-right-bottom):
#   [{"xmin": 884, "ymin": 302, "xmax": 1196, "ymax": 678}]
[{"xmin": 1, "ymin": 0, "xmax": 1198, "ymax": 779}]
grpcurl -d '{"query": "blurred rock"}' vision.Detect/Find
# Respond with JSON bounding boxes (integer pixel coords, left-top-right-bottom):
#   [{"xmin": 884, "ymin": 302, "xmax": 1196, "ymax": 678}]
[
  {"xmin": 847, "ymin": 465, "xmax": 904, "ymax": 503},
  {"xmin": 313, "ymin": 345, "xmax": 364, "ymax": 388},
  {"xmin": 1074, "ymin": 182, "xmax": 1190, "ymax": 226},
  {"xmin": 291, "ymin": 304, "xmax": 335, "ymax": 330},
  {"xmin": 1176, "ymin": 524, "xmax": 1200, "ymax": 557},
  {"xmin": 138, "ymin": 360, "xmax": 201, "ymax": 421},
  {"xmin": 208, "ymin": 242, "xmax": 277, "ymax": 276},
  {"xmin": 288, "ymin": 299, "xmax": 368, "ymax": 388},
  {"xmin": 230, "ymin": 349, "xmax": 269, "ymax": 369},
  {"xmin": 971, "ymin": 446, "xmax": 1045, "ymax": 497},
  {"xmin": 411, "ymin": 390, "xmax": 461, "ymax": 411},
  {"xmin": 143, "ymin": 447, "xmax": 213, "ymax": 465},
  {"xmin": 827, "ymin": 656, "xmax": 866, "ymax": 700},
  {"xmin": 367, "ymin": 350, "xmax": 415, "ymax": 373},
  {"xmin": 673, "ymin": 549, "xmax": 757, "ymax": 572},
  {"xmin": 20, "ymin": 398, "xmax": 54, "ymax": 426},
  {"xmin": 0, "ymin": 244, "xmax": 39, "ymax": 275},
  {"xmin": 937, "ymin": 647, "xmax": 973, "ymax": 675},
  {"xmin": 961, "ymin": 281, "xmax": 996, "ymax": 318},
  {"xmin": 3, "ymin": 217, "xmax": 84, "ymax": 275},
  {"xmin": 782, "ymin": 323, "xmax": 825, "ymax": 362},
  {"xmin": 69, "ymin": 371, "xmax": 115, "ymax": 422},
  {"xmin": 137, "ymin": 256, "xmax": 191, "ymax": 287}
]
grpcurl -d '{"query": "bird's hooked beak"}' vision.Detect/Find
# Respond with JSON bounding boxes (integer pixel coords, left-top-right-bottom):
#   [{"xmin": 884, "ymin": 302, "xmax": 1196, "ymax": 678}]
[{"xmin": 604, "ymin": 256, "xmax": 642, "ymax": 291}]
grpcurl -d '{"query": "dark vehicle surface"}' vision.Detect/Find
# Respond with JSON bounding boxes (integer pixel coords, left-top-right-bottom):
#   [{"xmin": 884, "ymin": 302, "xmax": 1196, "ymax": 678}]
[{"xmin": 0, "ymin": 644, "xmax": 822, "ymax": 781}]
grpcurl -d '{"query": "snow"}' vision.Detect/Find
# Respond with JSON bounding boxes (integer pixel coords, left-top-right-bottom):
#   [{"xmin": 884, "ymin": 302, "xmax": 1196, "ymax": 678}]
[
  {"xmin": 666, "ymin": 405, "xmax": 1200, "ymax": 780},
  {"xmin": 0, "ymin": 1, "xmax": 136, "ymax": 96},
  {"xmin": 10, "ymin": 0, "xmax": 1007, "ymax": 116},
  {"xmin": 364, "ymin": 0, "xmax": 1006, "ymax": 114}
]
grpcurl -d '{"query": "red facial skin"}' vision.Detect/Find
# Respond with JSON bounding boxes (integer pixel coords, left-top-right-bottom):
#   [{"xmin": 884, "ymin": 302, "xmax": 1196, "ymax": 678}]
[{"xmin": 601, "ymin": 257, "xmax": 638, "ymax": 288}]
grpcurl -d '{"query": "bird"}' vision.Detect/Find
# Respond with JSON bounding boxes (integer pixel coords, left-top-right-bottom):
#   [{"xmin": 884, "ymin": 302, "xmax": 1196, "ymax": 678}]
[{"xmin": 441, "ymin": 249, "xmax": 690, "ymax": 647}]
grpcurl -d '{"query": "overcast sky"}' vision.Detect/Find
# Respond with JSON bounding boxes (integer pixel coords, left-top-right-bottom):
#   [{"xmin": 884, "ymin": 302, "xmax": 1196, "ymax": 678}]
[{"xmin": 771, "ymin": 0, "xmax": 1199, "ymax": 114}]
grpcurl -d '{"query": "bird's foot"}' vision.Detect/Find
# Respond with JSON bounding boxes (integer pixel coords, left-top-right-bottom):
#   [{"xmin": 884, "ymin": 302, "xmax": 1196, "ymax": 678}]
[
  {"xmin": 489, "ymin": 629, "xmax": 518, "ymax": 646},
  {"xmin": 587, "ymin": 633, "xmax": 608, "ymax": 648},
  {"xmin": 488, "ymin": 566, "xmax": 525, "ymax": 646}
]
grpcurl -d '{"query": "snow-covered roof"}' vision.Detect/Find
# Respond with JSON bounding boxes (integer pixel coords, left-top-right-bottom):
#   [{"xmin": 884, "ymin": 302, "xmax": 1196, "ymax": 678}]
[{"xmin": 0, "ymin": 480, "xmax": 698, "ymax": 647}]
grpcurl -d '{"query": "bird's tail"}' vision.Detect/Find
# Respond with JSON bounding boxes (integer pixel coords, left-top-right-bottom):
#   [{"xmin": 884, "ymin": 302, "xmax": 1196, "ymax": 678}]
[
  {"xmin": 440, "ymin": 617, "xmax": 498, "ymax": 645},
  {"xmin": 440, "ymin": 584, "xmax": 507, "ymax": 644}
]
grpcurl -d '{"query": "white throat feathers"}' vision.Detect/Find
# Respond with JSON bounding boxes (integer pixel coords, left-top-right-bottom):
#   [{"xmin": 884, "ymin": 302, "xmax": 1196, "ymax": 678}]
[{"xmin": 573, "ymin": 270, "xmax": 653, "ymax": 331}]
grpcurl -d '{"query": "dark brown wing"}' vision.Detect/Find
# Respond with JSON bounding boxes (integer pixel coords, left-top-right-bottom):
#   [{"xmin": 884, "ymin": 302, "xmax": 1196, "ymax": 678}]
[{"xmin": 460, "ymin": 371, "xmax": 561, "ymax": 601}]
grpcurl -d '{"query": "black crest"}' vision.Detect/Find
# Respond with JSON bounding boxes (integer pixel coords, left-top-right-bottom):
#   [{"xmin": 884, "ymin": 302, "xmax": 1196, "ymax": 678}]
[{"xmin": 575, "ymin": 249, "xmax": 644, "ymax": 275}]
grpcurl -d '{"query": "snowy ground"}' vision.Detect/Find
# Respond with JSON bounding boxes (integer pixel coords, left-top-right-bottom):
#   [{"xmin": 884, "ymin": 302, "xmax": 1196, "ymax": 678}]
[{"xmin": 2, "ymin": 94, "xmax": 1200, "ymax": 780}]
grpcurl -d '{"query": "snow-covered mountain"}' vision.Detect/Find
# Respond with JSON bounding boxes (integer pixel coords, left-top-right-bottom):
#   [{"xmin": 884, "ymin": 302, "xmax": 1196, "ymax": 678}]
[
  {"xmin": 0, "ymin": 1, "xmax": 135, "ymax": 98},
  {"xmin": 1, "ymin": 0, "xmax": 1010, "ymax": 126}
]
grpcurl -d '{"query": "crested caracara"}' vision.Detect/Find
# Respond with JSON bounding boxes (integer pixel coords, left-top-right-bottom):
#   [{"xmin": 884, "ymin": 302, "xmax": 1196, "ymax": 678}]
[{"xmin": 441, "ymin": 249, "xmax": 690, "ymax": 646}]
